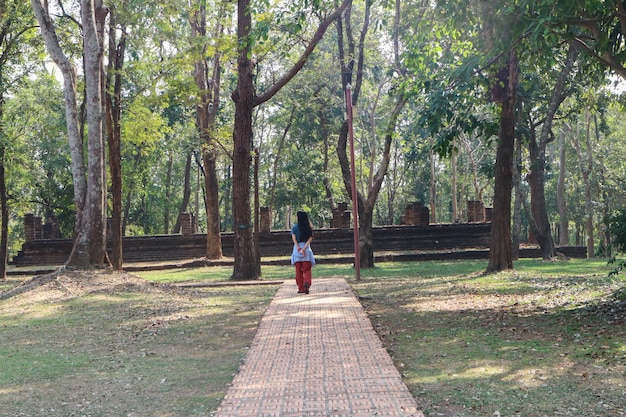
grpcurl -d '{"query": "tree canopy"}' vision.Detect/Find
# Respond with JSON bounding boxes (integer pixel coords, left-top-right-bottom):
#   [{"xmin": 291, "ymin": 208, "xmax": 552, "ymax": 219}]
[{"xmin": 0, "ymin": 0, "xmax": 625, "ymax": 277}]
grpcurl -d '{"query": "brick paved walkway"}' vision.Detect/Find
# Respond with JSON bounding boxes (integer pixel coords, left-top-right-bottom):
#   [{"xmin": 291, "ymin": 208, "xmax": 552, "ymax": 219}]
[{"xmin": 213, "ymin": 277, "xmax": 424, "ymax": 417}]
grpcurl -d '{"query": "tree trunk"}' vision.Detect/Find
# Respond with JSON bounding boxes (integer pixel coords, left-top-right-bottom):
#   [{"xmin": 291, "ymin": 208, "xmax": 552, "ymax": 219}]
[
  {"xmin": 164, "ymin": 154, "xmax": 173, "ymax": 234},
  {"xmin": 487, "ymin": 51, "xmax": 518, "ymax": 273},
  {"xmin": 429, "ymin": 138, "xmax": 437, "ymax": 223},
  {"xmin": 511, "ymin": 132, "xmax": 522, "ymax": 260},
  {"xmin": 31, "ymin": 0, "xmax": 87, "ymax": 239},
  {"xmin": 320, "ymin": 107, "xmax": 337, "ymax": 219},
  {"xmin": 173, "ymin": 151, "xmax": 193, "ymax": 234},
  {"xmin": 527, "ymin": 130, "xmax": 555, "ymax": 260},
  {"xmin": 105, "ymin": 13, "xmax": 125, "ymax": 270},
  {"xmin": 231, "ymin": 0, "xmax": 258, "ymax": 280},
  {"xmin": 192, "ymin": 0, "xmax": 223, "ymax": 259},
  {"xmin": 557, "ymin": 129, "xmax": 569, "ymax": 245},
  {"xmin": 572, "ymin": 114, "xmax": 595, "ymax": 258},
  {"xmin": 67, "ymin": 0, "xmax": 109, "ymax": 267},
  {"xmin": 359, "ymin": 209, "xmax": 374, "ymax": 267},
  {"xmin": 595, "ymin": 114, "xmax": 611, "ymax": 257},
  {"xmin": 253, "ymin": 148, "xmax": 261, "ymax": 276},
  {"xmin": 526, "ymin": 42, "xmax": 576, "ymax": 260},
  {"xmin": 0, "ymin": 142, "xmax": 7, "ymax": 280},
  {"xmin": 203, "ymin": 149, "xmax": 223, "ymax": 257},
  {"xmin": 230, "ymin": 0, "xmax": 349, "ymax": 279}
]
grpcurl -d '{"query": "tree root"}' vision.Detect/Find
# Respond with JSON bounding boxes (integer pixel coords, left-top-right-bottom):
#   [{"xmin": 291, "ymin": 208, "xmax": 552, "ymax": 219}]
[{"xmin": 0, "ymin": 267, "xmax": 66, "ymax": 301}]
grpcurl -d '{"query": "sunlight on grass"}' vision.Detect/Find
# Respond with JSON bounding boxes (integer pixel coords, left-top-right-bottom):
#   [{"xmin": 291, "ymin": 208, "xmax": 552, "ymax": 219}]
[{"xmin": 349, "ymin": 257, "xmax": 625, "ymax": 416}]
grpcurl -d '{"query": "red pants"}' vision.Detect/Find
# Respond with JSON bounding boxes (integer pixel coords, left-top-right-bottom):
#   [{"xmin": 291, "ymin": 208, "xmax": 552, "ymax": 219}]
[{"xmin": 294, "ymin": 261, "xmax": 312, "ymax": 292}]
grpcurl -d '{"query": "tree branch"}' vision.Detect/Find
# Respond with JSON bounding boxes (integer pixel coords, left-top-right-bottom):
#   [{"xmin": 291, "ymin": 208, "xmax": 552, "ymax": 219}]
[{"xmin": 253, "ymin": 0, "xmax": 351, "ymax": 107}]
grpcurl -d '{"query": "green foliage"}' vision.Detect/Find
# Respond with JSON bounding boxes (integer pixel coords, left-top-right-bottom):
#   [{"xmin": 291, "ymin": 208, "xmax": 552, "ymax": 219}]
[{"xmin": 3, "ymin": 74, "xmax": 74, "ymax": 238}]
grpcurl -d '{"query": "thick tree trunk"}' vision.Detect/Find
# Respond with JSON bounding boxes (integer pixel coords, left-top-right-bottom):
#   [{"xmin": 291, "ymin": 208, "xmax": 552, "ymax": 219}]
[
  {"xmin": 487, "ymin": 51, "xmax": 518, "ymax": 273},
  {"xmin": 231, "ymin": 0, "xmax": 258, "ymax": 280},
  {"xmin": 67, "ymin": 0, "xmax": 109, "ymax": 267},
  {"xmin": 229, "ymin": 0, "xmax": 349, "ymax": 279},
  {"xmin": 31, "ymin": 0, "xmax": 87, "ymax": 235},
  {"xmin": 359, "ymin": 209, "xmax": 374, "ymax": 267},
  {"xmin": 192, "ymin": 0, "xmax": 223, "ymax": 259},
  {"xmin": 203, "ymin": 150, "xmax": 223, "ymax": 258},
  {"xmin": 105, "ymin": 14, "xmax": 125, "ymax": 270},
  {"xmin": 527, "ymin": 132, "xmax": 556, "ymax": 260}
]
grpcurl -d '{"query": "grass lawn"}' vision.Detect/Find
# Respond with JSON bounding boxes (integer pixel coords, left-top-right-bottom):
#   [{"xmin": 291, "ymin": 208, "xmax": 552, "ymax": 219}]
[
  {"xmin": 1, "ymin": 258, "xmax": 624, "ymax": 416},
  {"xmin": 349, "ymin": 258, "xmax": 626, "ymax": 417}
]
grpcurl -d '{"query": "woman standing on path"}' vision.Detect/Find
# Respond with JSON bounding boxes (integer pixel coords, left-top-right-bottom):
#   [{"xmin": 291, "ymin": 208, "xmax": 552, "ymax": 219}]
[{"xmin": 291, "ymin": 211, "xmax": 315, "ymax": 294}]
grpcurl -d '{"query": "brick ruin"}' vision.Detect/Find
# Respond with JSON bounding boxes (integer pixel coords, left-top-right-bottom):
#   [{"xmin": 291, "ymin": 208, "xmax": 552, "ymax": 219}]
[
  {"xmin": 24, "ymin": 214, "xmax": 62, "ymax": 242},
  {"xmin": 22, "ymin": 200, "xmax": 492, "ymax": 244}
]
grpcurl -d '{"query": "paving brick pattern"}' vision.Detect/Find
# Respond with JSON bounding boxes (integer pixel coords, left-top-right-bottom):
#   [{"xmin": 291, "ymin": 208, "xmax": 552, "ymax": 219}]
[{"xmin": 214, "ymin": 278, "xmax": 424, "ymax": 417}]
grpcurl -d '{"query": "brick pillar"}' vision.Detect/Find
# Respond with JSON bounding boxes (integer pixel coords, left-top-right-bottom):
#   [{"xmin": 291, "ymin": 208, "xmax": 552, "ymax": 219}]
[
  {"xmin": 333, "ymin": 202, "xmax": 350, "ymax": 229},
  {"xmin": 467, "ymin": 200, "xmax": 485, "ymax": 222},
  {"xmin": 179, "ymin": 212, "xmax": 194, "ymax": 236},
  {"xmin": 403, "ymin": 204, "xmax": 414, "ymax": 225},
  {"xmin": 24, "ymin": 214, "xmax": 36, "ymax": 242},
  {"xmin": 341, "ymin": 210, "xmax": 351, "ymax": 228},
  {"xmin": 260, "ymin": 206, "xmax": 271, "ymax": 233},
  {"xmin": 34, "ymin": 217, "xmax": 43, "ymax": 240},
  {"xmin": 419, "ymin": 205, "xmax": 430, "ymax": 226},
  {"xmin": 484, "ymin": 207, "xmax": 493, "ymax": 222},
  {"xmin": 43, "ymin": 214, "xmax": 61, "ymax": 239}
]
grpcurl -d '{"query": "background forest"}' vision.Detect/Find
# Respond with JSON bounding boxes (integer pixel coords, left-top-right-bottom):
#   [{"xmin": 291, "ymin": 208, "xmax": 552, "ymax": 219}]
[{"xmin": 2, "ymin": 1, "xmax": 626, "ymax": 273}]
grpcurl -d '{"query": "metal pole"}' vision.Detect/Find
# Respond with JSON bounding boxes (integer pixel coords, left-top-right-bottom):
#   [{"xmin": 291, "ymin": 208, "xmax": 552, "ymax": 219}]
[{"xmin": 345, "ymin": 85, "xmax": 361, "ymax": 280}]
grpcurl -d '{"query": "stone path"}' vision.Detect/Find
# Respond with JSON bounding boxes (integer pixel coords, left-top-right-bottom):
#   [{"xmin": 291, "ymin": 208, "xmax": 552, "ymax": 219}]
[{"xmin": 213, "ymin": 277, "xmax": 424, "ymax": 417}]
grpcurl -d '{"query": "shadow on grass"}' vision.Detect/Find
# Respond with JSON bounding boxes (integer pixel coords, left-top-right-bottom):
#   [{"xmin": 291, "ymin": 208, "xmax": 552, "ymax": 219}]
[
  {"xmin": 352, "ymin": 265, "xmax": 626, "ymax": 417},
  {"xmin": 0, "ymin": 281, "xmax": 277, "ymax": 417}
]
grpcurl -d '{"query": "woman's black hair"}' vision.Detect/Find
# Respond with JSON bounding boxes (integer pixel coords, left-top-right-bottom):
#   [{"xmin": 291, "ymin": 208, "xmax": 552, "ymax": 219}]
[{"xmin": 297, "ymin": 211, "xmax": 313, "ymax": 242}]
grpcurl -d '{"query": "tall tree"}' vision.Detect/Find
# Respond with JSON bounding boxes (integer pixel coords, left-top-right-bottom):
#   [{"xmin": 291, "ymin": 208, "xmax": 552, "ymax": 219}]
[
  {"xmin": 522, "ymin": 42, "xmax": 579, "ymax": 260},
  {"xmin": 105, "ymin": 2, "xmax": 126, "ymax": 270},
  {"xmin": 487, "ymin": 50, "xmax": 518, "ymax": 272},
  {"xmin": 336, "ymin": 0, "xmax": 409, "ymax": 268},
  {"xmin": 190, "ymin": 0, "xmax": 226, "ymax": 259},
  {"xmin": 31, "ymin": 0, "xmax": 110, "ymax": 268},
  {"xmin": 230, "ymin": 0, "xmax": 350, "ymax": 280}
]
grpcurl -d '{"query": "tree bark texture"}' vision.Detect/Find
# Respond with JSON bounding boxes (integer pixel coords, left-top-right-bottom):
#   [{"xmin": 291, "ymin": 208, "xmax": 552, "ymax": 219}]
[
  {"xmin": 231, "ymin": 0, "xmax": 257, "ymax": 280},
  {"xmin": 192, "ymin": 0, "xmax": 223, "ymax": 260},
  {"xmin": 105, "ymin": 12, "xmax": 125, "ymax": 270},
  {"xmin": 31, "ymin": 0, "xmax": 87, "ymax": 225},
  {"xmin": 527, "ymin": 130, "xmax": 555, "ymax": 260},
  {"xmin": 67, "ymin": 0, "xmax": 109, "ymax": 267},
  {"xmin": 487, "ymin": 51, "xmax": 518, "ymax": 273}
]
